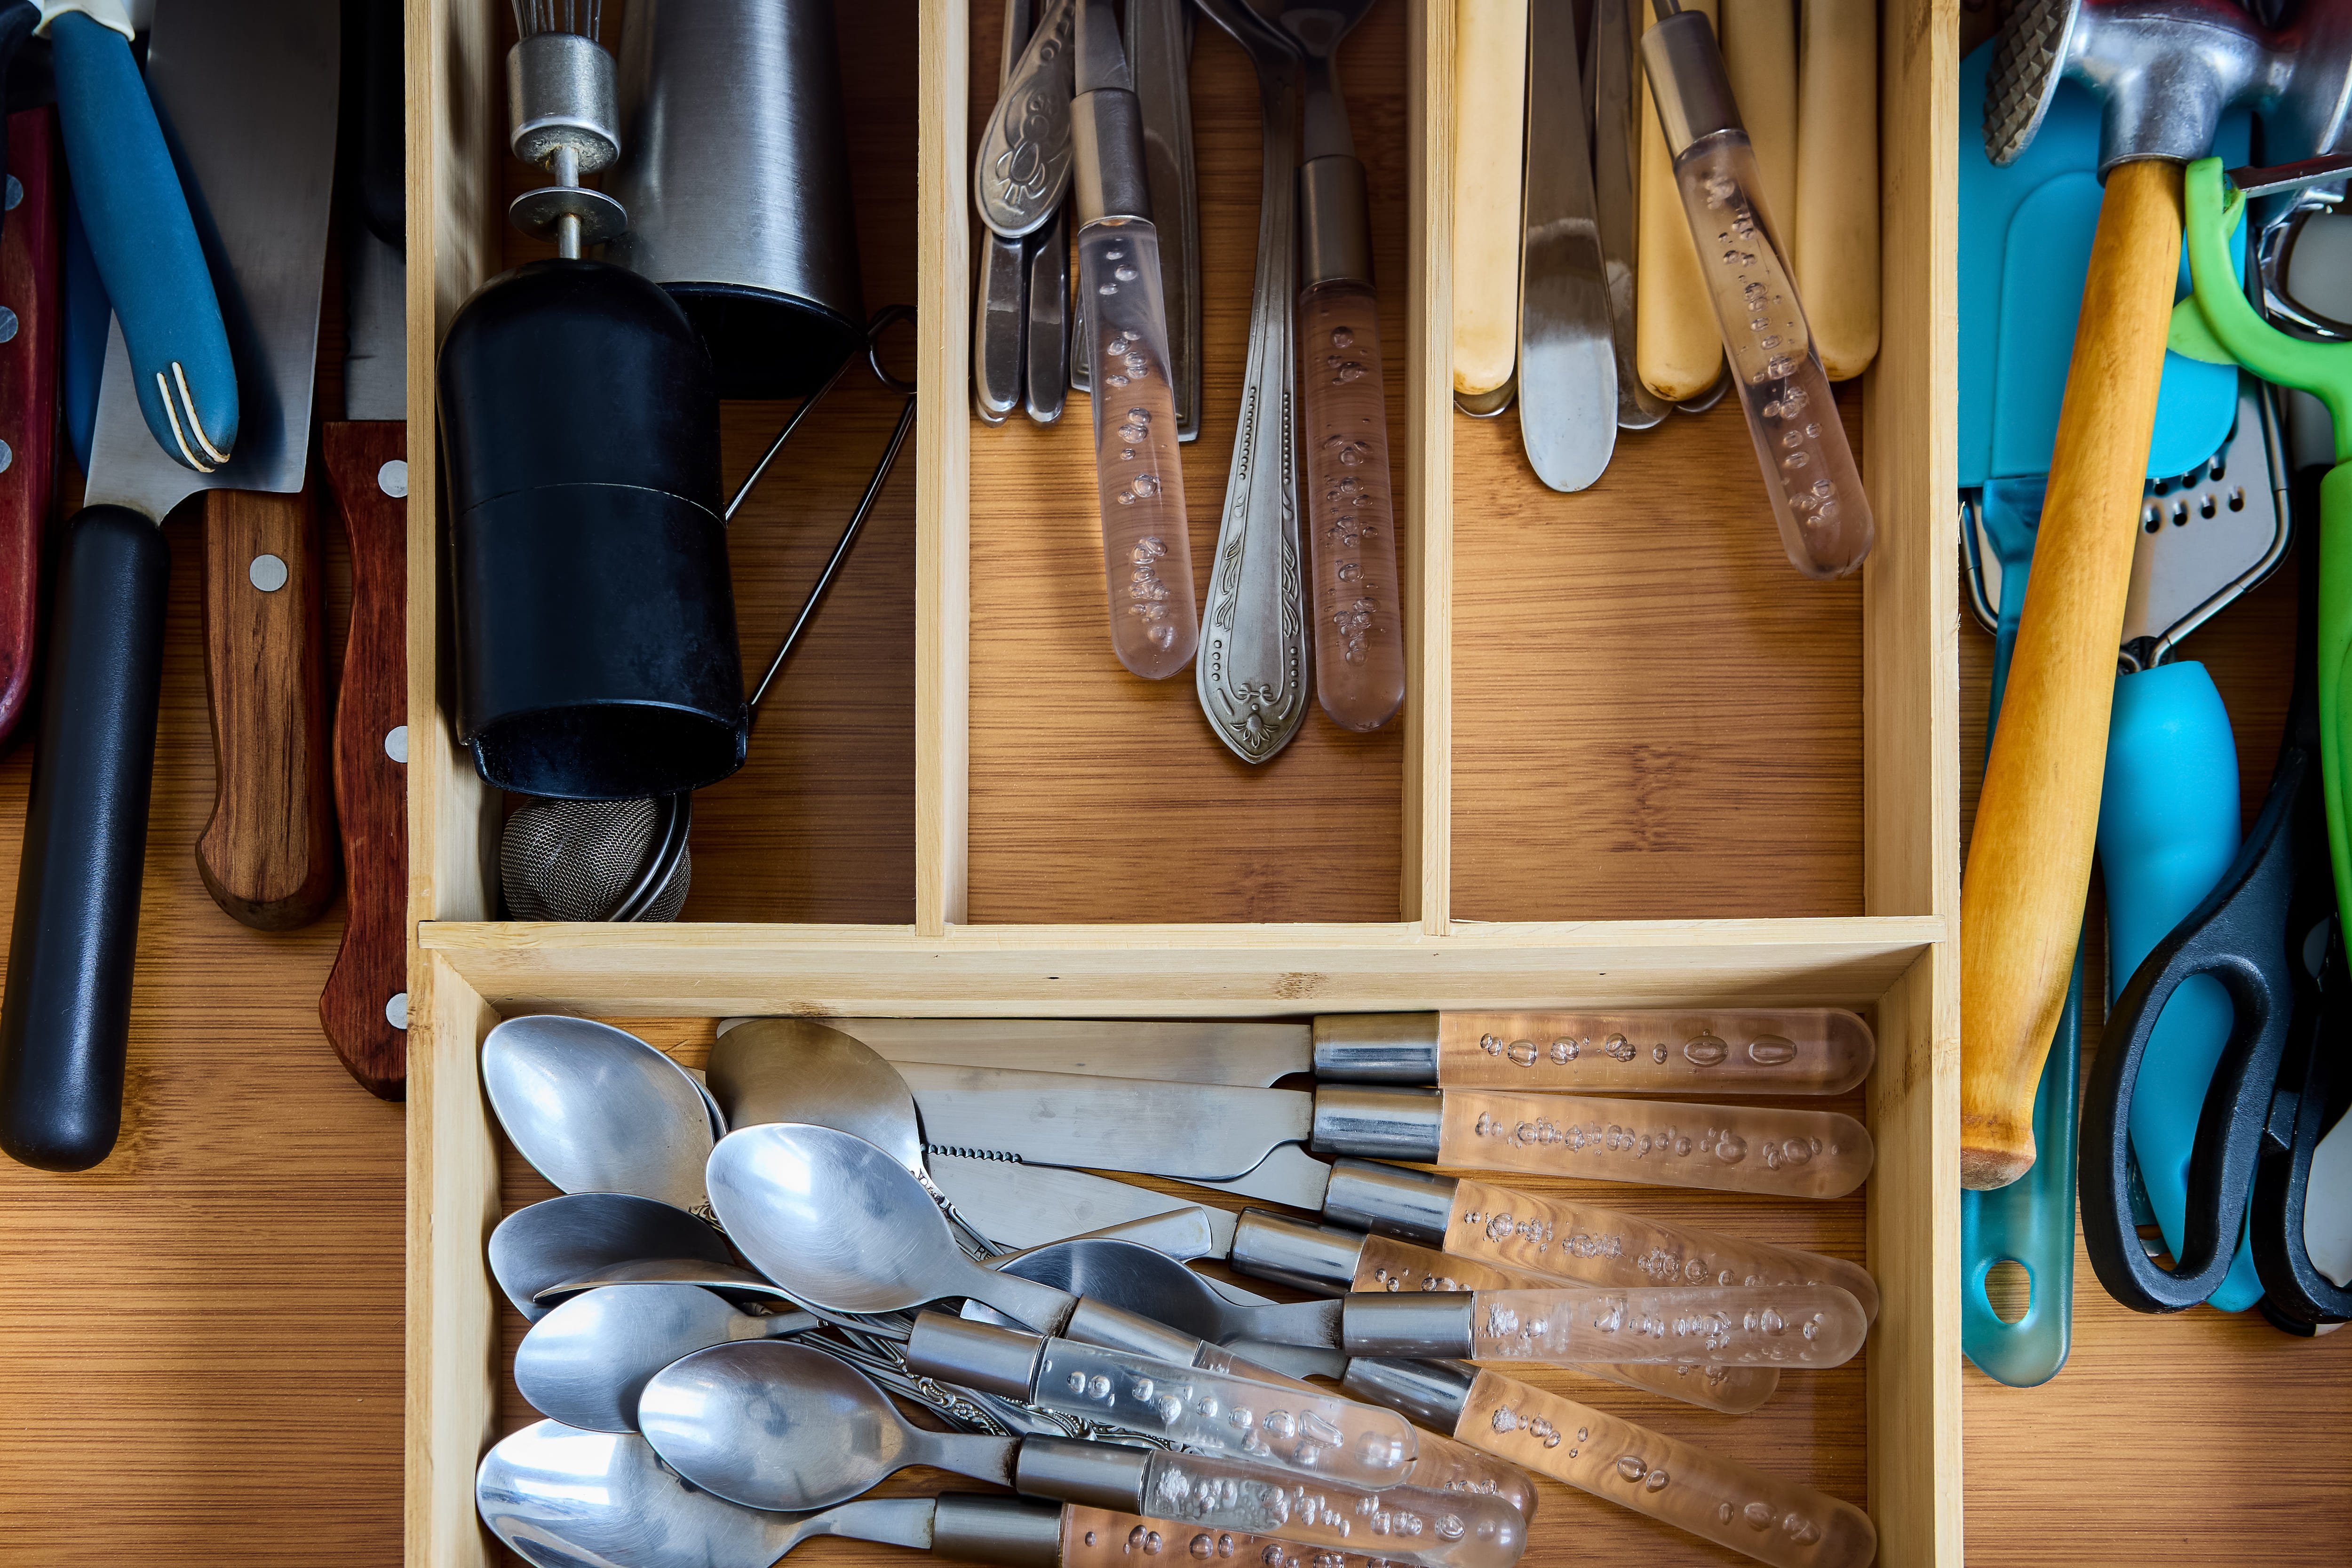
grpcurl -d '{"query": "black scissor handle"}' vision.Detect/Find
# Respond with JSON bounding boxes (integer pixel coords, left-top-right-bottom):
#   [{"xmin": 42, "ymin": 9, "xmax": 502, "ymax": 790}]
[
  {"xmin": 2251, "ymin": 922, "xmax": 2352, "ymax": 1326},
  {"xmin": 2082, "ymin": 746, "xmax": 2302, "ymax": 1313}
]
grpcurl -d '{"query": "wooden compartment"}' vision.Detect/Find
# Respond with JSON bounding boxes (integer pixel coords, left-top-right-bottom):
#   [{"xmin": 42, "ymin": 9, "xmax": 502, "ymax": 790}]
[{"xmin": 405, "ymin": 0, "xmax": 1958, "ymax": 1565}]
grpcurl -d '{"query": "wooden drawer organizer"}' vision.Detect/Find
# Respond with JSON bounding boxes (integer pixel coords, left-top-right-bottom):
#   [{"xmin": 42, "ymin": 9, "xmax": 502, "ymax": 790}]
[{"xmin": 403, "ymin": 0, "xmax": 1958, "ymax": 1564}]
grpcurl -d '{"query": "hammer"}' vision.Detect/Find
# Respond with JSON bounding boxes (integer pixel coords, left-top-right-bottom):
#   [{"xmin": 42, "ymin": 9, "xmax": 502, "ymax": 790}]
[{"xmin": 1962, "ymin": 0, "xmax": 2352, "ymax": 1189}]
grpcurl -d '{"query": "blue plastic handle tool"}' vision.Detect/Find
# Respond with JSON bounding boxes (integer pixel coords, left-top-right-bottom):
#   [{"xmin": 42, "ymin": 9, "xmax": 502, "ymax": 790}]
[
  {"xmin": 2098, "ymin": 661, "xmax": 2267, "ymax": 1311},
  {"xmin": 1961, "ymin": 474, "xmax": 2086, "ymax": 1386},
  {"xmin": 59, "ymin": 190, "xmax": 106, "ymax": 476},
  {"xmin": 42, "ymin": 8, "xmax": 236, "ymax": 472}
]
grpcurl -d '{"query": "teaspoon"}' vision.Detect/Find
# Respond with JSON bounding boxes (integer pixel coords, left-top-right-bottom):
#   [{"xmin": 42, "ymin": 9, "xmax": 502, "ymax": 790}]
[
  {"xmin": 482, "ymin": 1015, "xmax": 714, "ymax": 1211},
  {"xmin": 488, "ymin": 1192, "xmax": 742, "ymax": 1323}
]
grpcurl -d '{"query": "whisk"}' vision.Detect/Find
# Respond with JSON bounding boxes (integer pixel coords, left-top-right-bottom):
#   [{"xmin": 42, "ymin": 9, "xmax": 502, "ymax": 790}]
[{"xmin": 501, "ymin": 307, "xmax": 919, "ymax": 922}]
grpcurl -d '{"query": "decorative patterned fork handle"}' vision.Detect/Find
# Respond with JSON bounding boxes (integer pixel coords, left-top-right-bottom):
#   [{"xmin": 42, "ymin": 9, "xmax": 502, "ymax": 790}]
[{"xmin": 1196, "ymin": 41, "xmax": 1308, "ymax": 764}]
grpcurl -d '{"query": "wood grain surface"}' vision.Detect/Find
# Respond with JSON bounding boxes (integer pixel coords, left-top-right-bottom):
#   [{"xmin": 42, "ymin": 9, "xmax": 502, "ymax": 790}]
[
  {"xmin": 198, "ymin": 485, "xmax": 339, "ymax": 930},
  {"xmin": 963, "ymin": 0, "xmax": 1411, "ymax": 924}
]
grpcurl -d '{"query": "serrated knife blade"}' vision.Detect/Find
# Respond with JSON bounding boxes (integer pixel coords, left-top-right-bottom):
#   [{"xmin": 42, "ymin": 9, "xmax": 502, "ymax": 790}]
[{"xmin": 902, "ymin": 1063, "xmax": 1315, "ymax": 1182}]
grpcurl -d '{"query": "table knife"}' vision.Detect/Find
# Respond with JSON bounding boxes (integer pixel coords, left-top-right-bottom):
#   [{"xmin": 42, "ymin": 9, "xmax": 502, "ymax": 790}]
[
  {"xmin": 1126, "ymin": 0, "xmax": 1195, "ymax": 439},
  {"xmin": 318, "ymin": 221, "xmax": 407, "ymax": 1099},
  {"xmin": 1515, "ymin": 0, "xmax": 1615, "ymax": 490},
  {"xmin": 927, "ymin": 1149, "xmax": 1238, "ymax": 1256},
  {"xmin": 0, "ymin": 103, "xmax": 59, "ymax": 752},
  {"xmin": 189, "ymin": 0, "xmax": 342, "ymax": 932},
  {"xmin": 0, "ymin": 0, "xmax": 339, "ymax": 1171},
  {"xmin": 793, "ymin": 1006, "xmax": 1873, "ymax": 1094},
  {"xmin": 902, "ymin": 1063, "xmax": 1874, "ymax": 1198},
  {"xmin": 1585, "ymin": 0, "xmax": 1665, "ymax": 428},
  {"xmin": 974, "ymin": 0, "xmax": 1033, "ymax": 424}
]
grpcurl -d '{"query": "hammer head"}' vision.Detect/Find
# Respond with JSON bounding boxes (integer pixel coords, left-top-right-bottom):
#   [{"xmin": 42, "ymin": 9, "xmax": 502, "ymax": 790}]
[{"xmin": 1986, "ymin": 0, "xmax": 2344, "ymax": 174}]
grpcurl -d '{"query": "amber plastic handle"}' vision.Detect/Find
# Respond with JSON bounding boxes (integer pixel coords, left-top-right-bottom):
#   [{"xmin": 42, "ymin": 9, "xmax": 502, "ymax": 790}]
[
  {"xmin": 1960, "ymin": 158, "xmax": 2183, "ymax": 1189},
  {"xmin": 1351, "ymin": 1232, "xmax": 1779, "ymax": 1415},
  {"xmin": 1297, "ymin": 278, "xmax": 1404, "ymax": 732},
  {"xmin": 1636, "ymin": 0, "xmax": 1721, "ymax": 400},
  {"xmin": 1458, "ymin": 1370, "xmax": 1876, "ymax": 1567},
  {"xmin": 1060, "ymin": 1507, "xmax": 1398, "ymax": 1568},
  {"xmin": 1465, "ymin": 1284, "xmax": 1867, "ymax": 1369},
  {"xmin": 1452, "ymin": 0, "xmax": 1526, "ymax": 398},
  {"xmin": 1435, "ymin": 1008, "xmax": 1872, "ymax": 1093},
  {"xmin": 1791, "ymin": 0, "xmax": 1877, "ymax": 380},
  {"xmin": 318, "ymin": 422, "xmax": 409, "ymax": 1099},
  {"xmin": 1437, "ymin": 1090, "xmax": 1872, "ymax": 1197},
  {"xmin": 1441, "ymin": 1173, "xmax": 1879, "ymax": 1321},
  {"xmin": 198, "ymin": 485, "xmax": 338, "ymax": 930}
]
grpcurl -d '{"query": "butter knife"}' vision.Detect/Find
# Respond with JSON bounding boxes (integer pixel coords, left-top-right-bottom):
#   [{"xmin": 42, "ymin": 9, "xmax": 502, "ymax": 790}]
[{"xmin": 1517, "ymin": 0, "xmax": 1616, "ymax": 490}]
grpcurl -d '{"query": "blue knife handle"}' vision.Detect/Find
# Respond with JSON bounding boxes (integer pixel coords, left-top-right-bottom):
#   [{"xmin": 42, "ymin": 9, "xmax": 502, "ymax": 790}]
[
  {"xmin": 61, "ymin": 189, "xmax": 107, "ymax": 475},
  {"xmin": 0, "ymin": 505, "xmax": 169, "ymax": 1171},
  {"xmin": 45, "ymin": 9, "xmax": 236, "ymax": 471},
  {"xmin": 2097, "ymin": 660, "xmax": 2265, "ymax": 1311}
]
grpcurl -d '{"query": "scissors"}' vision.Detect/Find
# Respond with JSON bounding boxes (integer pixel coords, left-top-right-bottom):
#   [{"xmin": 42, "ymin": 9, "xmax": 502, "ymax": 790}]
[{"xmin": 2082, "ymin": 154, "xmax": 2352, "ymax": 1324}]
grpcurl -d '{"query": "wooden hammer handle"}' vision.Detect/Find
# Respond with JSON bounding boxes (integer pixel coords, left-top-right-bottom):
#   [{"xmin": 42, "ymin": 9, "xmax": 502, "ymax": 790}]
[{"xmin": 1960, "ymin": 159, "xmax": 2185, "ymax": 1189}]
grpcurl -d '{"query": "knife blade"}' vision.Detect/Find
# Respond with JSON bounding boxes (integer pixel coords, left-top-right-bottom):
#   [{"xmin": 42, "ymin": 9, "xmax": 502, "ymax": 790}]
[
  {"xmin": 316, "ymin": 219, "xmax": 407, "ymax": 1098},
  {"xmin": 929, "ymin": 1152, "xmax": 1237, "ymax": 1256},
  {"xmin": 905, "ymin": 1064, "xmax": 1874, "ymax": 1199},
  {"xmin": 185, "ymin": 0, "xmax": 341, "ymax": 931},
  {"xmin": 1515, "ymin": 0, "xmax": 1615, "ymax": 492},
  {"xmin": 1126, "ymin": 0, "xmax": 1195, "ymax": 439},
  {"xmin": 813, "ymin": 1017, "xmax": 1314, "ymax": 1086}
]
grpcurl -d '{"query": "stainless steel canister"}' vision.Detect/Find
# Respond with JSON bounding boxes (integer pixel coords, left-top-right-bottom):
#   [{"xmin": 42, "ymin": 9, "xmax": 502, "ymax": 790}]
[{"xmin": 606, "ymin": 0, "xmax": 867, "ymax": 398}]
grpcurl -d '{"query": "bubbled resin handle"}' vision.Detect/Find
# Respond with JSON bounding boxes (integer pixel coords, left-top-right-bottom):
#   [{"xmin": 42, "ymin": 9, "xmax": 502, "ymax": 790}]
[
  {"xmin": 1466, "ymin": 1285, "xmax": 1867, "ymax": 1369},
  {"xmin": 1134, "ymin": 1454, "xmax": 1526, "ymax": 1568},
  {"xmin": 1669, "ymin": 132, "xmax": 1872, "ymax": 580},
  {"xmin": 1034, "ymin": 1338, "xmax": 1414, "ymax": 1486},
  {"xmin": 1438, "ymin": 1090, "xmax": 1873, "ymax": 1198},
  {"xmin": 1458, "ymin": 1370, "xmax": 1875, "ymax": 1568},
  {"xmin": 1059, "ymin": 1507, "xmax": 1400, "ymax": 1568},
  {"xmin": 1439, "ymin": 1175, "xmax": 1879, "ymax": 1321},
  {"xmin": 1080, "ymin": 217, "xmax": 1198, "ymax": 679},
  {"xmin": 1296, "ymin": 279, "xmax": 1404, "ymax": 732},
  {"xmin": 1434, "ymin": 1008, "xmax": 1873, "ymax": 1094}
]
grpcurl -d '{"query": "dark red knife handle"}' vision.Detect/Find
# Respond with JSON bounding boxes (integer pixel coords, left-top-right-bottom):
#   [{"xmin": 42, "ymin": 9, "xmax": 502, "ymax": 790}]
[
  {"xmin": 0, "ymin": 107, "xmax": 61, "ymax": 752},
  {"xmin": 319, "ymin": 421, "xmax": 408, "ymax": 1100}
]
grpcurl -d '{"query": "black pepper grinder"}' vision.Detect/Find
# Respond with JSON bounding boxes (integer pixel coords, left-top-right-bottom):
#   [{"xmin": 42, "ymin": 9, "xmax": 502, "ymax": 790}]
[{"xmin": 436, "ymin": 1, "xmax": 747, "ymax": 801}]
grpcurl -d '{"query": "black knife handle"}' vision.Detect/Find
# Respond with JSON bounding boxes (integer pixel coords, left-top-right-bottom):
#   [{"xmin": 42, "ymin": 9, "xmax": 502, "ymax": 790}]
[{"xmin": 0, "ymin": 505, "xmax": 169, "ymax": 1171}]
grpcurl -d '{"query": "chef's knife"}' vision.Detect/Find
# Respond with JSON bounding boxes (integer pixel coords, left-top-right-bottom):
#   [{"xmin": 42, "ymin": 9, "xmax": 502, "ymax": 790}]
[
  {"xmin": 1515, "ymin": 0, "xmax": 1615, "ymax": 491},
  {"xmin": 902, "ymin": 1063, "xmax": 1874, "ymax": 1199},
  {"xmin": 793, "ymin": 1007, "xmax": 1873, "ymax": 1094},
  {"xmin": 317, "ymin": 221, "xmax": 406, "ymax": 1098},
  {"xmin": 0, "ymin": 103, "xmax": 58, "ymax": 752},
  {"xmin": 191, "ymin": 0, "xmax": 341, "ymax": 931},
  {"xmin": 0, "ymin": 0, "xmax": 338, "ymax": 1171},
  {"xmin": 38, "ymin": 0, "xmax": 237, "ymax": 470}
]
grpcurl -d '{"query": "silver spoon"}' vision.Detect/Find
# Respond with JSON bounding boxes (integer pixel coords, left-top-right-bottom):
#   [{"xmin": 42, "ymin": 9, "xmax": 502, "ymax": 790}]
[
  {"xmin": 532, "ymin": 1253, "xmax": 795, "ymax": 1313},
  {"xmin": 639, "ymin": 1340, "xmax": 1032, "ymax": 1510},
  {"xmin": 516, "ymin": 1283, "xmax": 822, "ymax": 1432},
  {"xmin": 707, "ymin": 1123, "xmax": 1082, "ymax": 1333},
  {"xmin": 481, "ymin": 1015, "xmax": 714, "ymax": 1211},
  {"xmin": 708, "ymin": 1018, "xmax": 995, "ymax": 1249},
  {"xmin": 476, "ymin": 1417, "xmax": 954, "ymax": 1568},
  {"xmin": 488, "ymin": 1192, "xmax": 738, "ymax": 1323}
]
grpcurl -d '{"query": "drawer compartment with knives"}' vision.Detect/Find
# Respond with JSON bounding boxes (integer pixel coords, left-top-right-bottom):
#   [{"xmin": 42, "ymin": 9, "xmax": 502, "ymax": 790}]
[{"xmin": 406, "ymin": 0, "xmax": 1954, "ymax": 1564}]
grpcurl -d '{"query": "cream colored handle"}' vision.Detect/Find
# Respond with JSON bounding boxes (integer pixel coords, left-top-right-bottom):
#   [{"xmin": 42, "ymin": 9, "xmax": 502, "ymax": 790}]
[
  {"xmin": 1636, "ymin": 0, "xmax": 1721, "ymax": 400},
  {"xmin": 1719, "ymin": 0, "xmax": 1796, "ymax": 233},
  {"xmin": 1960, "ymin": 160, "xmax": 2184, "ymax": 1190},
  {"xmin": 1793, "ymin": 0, "xmax": 1878, "ymax": 380},
  {"xmin": 1458, "ymin": 1371, "xmax": 1878, "ymax": 1567},
  {"xmin": 1453, "ymin": 0, "xmax": 1527, "ymax": 398}
]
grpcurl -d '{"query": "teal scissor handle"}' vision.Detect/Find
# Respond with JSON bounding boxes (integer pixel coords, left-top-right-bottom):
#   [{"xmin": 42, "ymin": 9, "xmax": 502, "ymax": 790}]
[{"xmin": 2182, "ymin": 158, "xmax": 2352, "ymax": 978}]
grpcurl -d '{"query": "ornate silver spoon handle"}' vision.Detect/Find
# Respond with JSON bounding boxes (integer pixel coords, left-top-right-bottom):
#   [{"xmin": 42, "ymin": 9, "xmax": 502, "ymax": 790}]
[{"xmin": 975, "ymin": 0, "xmax": 1078, "ymax": 238}]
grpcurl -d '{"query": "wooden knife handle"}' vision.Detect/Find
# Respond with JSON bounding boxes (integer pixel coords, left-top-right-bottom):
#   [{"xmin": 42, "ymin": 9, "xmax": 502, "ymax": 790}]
[
  {"xmin": 0, "ymin": 107, "xmax": 59, "ymax": 752},
  {"xmin": 1451, "ymin": 0, "xmax": 1527, "ymax": 398},
  {"xmin": 1960, "ymin": 159, "xmax": 2183, "ymax": 1189},
  {"xmin": 1435, "ymin": 1088, "xmax": 1873, "ymax": 1197},
  {"xmin": 1793, "ymin": 0, "xmax": 1879, "ymax": 381},
  {"xmin": 1350, "ymin": 1230, "xmax": 1780, "ymax": 1414},
  {"xmin": 1719, "ymin": 0, "xmax": 1796, "ymax": 232},
  {"xmin": 318, "ymin": 422, "xmax": 409, "ymax": 1100},
  {"xmin": 1433, "ymin": 1007, "xmax": 1873, "ymax": 1093},
  {"xmin": 1457, "ymin": 1370, "xmax": 1877, "ymax": 1566},
  {"xmin": 1635, "ymin": 0, "xmax": 1722, "ymax": 401},
  {"xmin": 197, "ymin": 483, "xmax": 337, "ymax": 929}
]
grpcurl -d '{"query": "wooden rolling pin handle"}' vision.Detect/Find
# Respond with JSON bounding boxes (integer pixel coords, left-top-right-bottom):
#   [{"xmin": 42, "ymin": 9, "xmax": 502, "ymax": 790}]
[
  {"xmin": 1959, "ymin": 158, "xmax": 2185, "ymax": 1189},
  {"xmin": 198, "ymin": 485, "xmax": 338, "ymax": 930},
  {"xmin": 318, "ymin": 422, "xmax": 409, "ymax": 1100}
]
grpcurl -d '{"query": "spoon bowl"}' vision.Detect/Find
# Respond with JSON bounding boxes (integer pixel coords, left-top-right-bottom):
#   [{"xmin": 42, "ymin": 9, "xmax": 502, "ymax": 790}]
[
  {"xmin": 533, "ymin": 1255, "xmax": 795, "ymax": 1312},
  {"xmin": 477, "ymin": 1418, "xmax": 940, "ymax": 1568},
  {"xmin": 489, "ymin": 1192, "xmax": 738, "ymax": 1322},
  {"xmin": 482, "ymin": 1015, "xmax": 715, "ymax": 1210},
  {"xmin": 516, "ymin": 1283, "xmax": 818, "ymax": 1433},
  {"xmin": 639, "ymin": 1340, "xmax": 1016, "ymax": 1511}
]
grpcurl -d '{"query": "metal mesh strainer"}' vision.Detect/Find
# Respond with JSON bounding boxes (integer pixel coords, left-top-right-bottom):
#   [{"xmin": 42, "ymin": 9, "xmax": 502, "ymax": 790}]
[{"xmin": 499, "ymin": 306, "xmax": 916, "ymax": 922}]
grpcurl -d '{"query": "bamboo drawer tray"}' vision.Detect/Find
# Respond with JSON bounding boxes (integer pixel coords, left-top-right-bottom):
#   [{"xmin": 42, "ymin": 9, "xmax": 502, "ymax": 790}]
[{"xmin": 403, "ymin": 0, "xmax": 1957, "ymax": 1564}]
